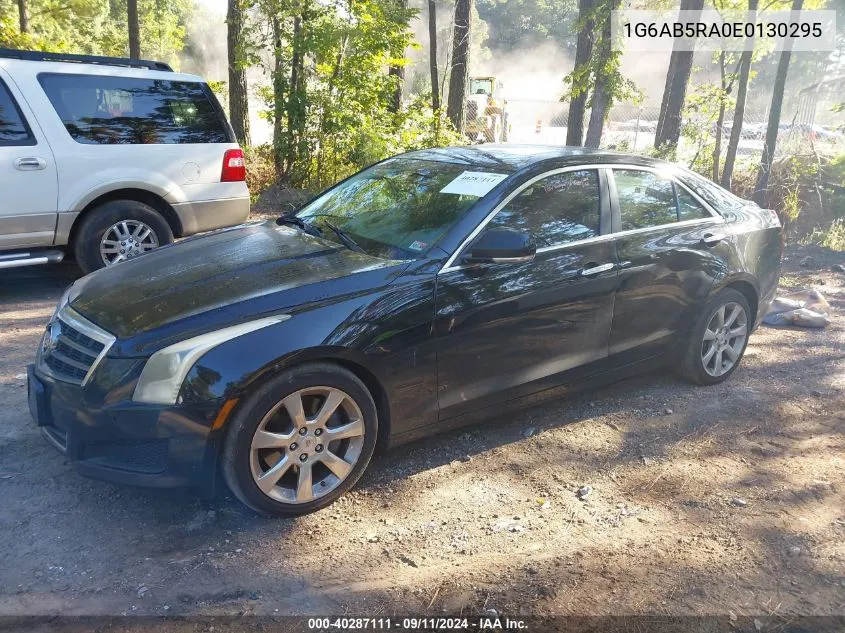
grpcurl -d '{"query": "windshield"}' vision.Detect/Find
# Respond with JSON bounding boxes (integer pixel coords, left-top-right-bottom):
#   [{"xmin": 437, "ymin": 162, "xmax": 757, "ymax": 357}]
[
  {"xmin": 470, "ymin": 79, "xmax": 493, "ymax": 96},
  {"xmin": 294, "ymin": 158, "xmax": 510, "ymax": 259}
]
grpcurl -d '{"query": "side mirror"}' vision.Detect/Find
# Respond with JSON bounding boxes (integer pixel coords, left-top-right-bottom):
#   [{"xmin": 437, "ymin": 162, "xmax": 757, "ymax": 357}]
[{"xmin": 463, "ymin": 228, "xmax": 536, "ymax": 265}]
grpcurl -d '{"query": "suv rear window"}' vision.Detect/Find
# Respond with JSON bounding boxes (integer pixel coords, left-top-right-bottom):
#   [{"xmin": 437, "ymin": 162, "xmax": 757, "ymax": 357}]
[{"xmin": 38, "ymin": 73, "xmax": 233, "ymax": 145}]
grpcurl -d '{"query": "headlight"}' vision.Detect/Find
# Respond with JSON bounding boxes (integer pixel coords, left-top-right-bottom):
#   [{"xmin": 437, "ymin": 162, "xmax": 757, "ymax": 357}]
[
  {"xmin": 53, "ymin": 282, "xmax": 82, "ymax": 320},
  {"xmin": 132, "ymin": 315, "xmax": 290, "ymax": 405}
]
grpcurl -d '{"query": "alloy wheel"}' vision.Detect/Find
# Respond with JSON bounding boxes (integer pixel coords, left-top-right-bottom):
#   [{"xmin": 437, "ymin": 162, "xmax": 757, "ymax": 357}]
[
  {"xmin": 249, "ymin": 387, "xmax": 366, "ymax": 504},
  {"xmin": 100, "ymin": 220, "xmax": 159, "ymax": 265},
  {"xmin": 701, "ymin": 301, "xmax": 748, "ymax": 377}
]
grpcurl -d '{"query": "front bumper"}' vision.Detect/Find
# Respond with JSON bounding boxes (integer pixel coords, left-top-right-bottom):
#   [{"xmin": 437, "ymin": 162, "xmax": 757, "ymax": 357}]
[{"xmin": 27, "ymin": 364, "xmax": 226, "ymax": 494}]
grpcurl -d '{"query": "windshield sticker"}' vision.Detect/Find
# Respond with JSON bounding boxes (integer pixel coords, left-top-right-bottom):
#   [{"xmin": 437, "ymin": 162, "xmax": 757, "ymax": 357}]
[
  {"xmin": 408, "ymin": 240, "xmax": 428, "ymax": 251},
  {"xmin": 440, "ymin": 171, "xmax": 508, "ymax": 197}
]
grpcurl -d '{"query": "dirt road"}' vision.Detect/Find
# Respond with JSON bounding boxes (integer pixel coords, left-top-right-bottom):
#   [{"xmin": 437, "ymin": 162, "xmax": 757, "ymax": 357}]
[{"xmin": 1, "ymin": 245, "xmax": 843, "ymax": 623}]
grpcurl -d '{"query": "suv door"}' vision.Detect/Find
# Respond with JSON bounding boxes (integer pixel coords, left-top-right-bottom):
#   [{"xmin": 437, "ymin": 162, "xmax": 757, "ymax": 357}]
[
  {"xmin": 434, "ymin": 168, "xmax": 617, "ymax": 421},
  {"xmin": 0, "ymin": 72, "xmax": 58, "ymax": 250},
  {"xmin": 607, "ymin": 167, "xmax": 733, "ymax": 364}
]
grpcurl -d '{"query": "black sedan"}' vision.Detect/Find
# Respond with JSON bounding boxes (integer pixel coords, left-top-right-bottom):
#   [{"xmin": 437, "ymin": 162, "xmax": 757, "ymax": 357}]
[{"xmin": 28, "ymin": 145, "xmax": 782, "ymax": 516}]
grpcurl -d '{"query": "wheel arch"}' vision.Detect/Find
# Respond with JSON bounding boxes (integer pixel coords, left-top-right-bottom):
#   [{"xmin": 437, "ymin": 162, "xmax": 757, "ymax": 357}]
[
  {"xmin": 228, "ymin": 348, "xmax": 393, "ymax": 454},
  {"xmin": 67, "ymin": 188, "xmax": 183, "ymax": 249},
  {"xmin": 718, "ymin": 277, "xmax": 760, "ymax": 327}
]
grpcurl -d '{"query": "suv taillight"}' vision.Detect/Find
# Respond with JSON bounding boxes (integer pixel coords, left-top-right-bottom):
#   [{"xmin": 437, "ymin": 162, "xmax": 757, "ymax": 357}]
[{"xmin": 221, "ymin": 149, "xmax": 246, "ymax": 182}]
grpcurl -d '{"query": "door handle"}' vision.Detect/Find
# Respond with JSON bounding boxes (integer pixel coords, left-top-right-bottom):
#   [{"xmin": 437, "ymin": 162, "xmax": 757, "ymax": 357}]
[
  {"xmin": 14, "ymin": 157, "xmax": 47, "ymax": 171},
  {"xmin": 580, "ymin": 262, "xmax": 615, "ymax": 276},
  {"xmin": 700, "ymin": 233, "xmax": 726, "ymax": 248}
]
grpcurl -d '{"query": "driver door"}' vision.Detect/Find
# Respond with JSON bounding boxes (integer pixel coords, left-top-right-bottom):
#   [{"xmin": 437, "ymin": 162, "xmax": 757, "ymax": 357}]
[{"xmin": 433, "ymin": 168, "xmax": 617, "ymax": 421}]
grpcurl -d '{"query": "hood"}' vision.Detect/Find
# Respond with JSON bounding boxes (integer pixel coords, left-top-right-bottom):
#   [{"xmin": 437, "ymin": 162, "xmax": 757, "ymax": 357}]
[{"xmin": 71, "ymin": 221, "xmax": 408, "ymax": 348}]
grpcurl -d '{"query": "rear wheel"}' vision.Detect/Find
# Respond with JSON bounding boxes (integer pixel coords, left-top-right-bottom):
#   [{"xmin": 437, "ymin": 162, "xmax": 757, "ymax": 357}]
[
  {"xmin": 221, "ymin": 363, "xmax": 378, "ymax": 516},
  {"xmin": 73, "ymin": 200, "xmax": 173, "ymax": 274},
  {"xmin": 677, "ymin": 288, "xmax": 751, "ymax": 385}
]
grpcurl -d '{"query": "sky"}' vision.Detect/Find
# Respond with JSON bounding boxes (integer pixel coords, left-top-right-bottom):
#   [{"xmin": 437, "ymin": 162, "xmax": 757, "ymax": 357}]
[{"xmin": 197, "ymin": 0, "xmax": 226, "ymax": 16}]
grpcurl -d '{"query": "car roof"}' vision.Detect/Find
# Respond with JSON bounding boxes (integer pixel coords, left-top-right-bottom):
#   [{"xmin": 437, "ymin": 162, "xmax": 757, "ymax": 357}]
[
  {"xmin": 399, "ymin": 144, "xmax": 670, "ymax": 172},
  {"xmin": 0, "ymin": 57, "xmax": 204, "ymax": 83}
]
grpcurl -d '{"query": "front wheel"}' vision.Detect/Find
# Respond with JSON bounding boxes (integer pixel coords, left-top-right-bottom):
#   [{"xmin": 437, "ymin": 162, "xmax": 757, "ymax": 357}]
[
  {"xmin": 221, "ymin": 363, "xmax": 378, "ymax": 516},
  {"xmin": 676, "ymin": 288, "xmax": 751, "ymax": 385}
]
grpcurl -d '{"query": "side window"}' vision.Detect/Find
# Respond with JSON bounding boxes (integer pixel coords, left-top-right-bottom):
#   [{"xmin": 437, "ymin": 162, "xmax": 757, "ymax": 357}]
[
  {"xmin": 37, "ymin": 73, "xmax": 233, "ymax": 145},
  {"xmin": 681, "ymin": 171, "xmax": 744, "ymax": 213},
  {"xmin": 0, "ymin": 79, "xmax": 36, "ymax": 146},
  {"xmin": 614, "ymin": 169, "xmax": 676, "ymax": 231},
  {"xmin": 676, "ymin": 185, "xmax": 711, "ymax": 221},
  {"xmin": 486, "ymin": 170, "xmax": 601, "ymax": 249}
]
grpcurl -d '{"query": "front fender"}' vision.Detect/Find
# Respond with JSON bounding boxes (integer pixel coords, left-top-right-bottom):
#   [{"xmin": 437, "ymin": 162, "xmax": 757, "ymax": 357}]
[{"xmin": 179, "ymin": 294, "xmax": 383, "ymax": 403}]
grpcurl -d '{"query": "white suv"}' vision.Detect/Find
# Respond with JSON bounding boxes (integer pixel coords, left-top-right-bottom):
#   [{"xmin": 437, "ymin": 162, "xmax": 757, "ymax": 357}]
[{"xmin": 0, "ymin": 49, "xmax": 250, "ymax": 273}]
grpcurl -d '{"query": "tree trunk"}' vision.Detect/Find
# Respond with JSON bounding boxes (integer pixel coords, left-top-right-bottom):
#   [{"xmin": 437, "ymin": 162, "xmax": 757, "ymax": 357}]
[
  {"xmin": 584, "ymin": 0, "xmax": 618, "ymax": 148},
  {"xmin": 446, "ymin": 0, "xmax": 472, "ymax": 133},
  {"xmin": 128, "ymin": 0, "xmax": 140, "ymax": 59},
  {"xmin": 388, "ymin": 65, "xmax": 405, "ymax": 113},
  {"xmin": 271, "ymin": 16, "xmax": 286, "ymax": 177},
  {"xmin": 712, "ymin": 51, "xmax": 727, "ymax": 181},
  {"xmin": 286, "ymin": 14, "xmax": 306, "ymax": 182},
  {"xmin": 428, "ymin": 0, "xmax": 440, "ymax": 112},
  {"xmin": 566, "ymin": 0, "xmax": 595, "ymax": 147},
  {"xmin": 227, "ymin": 0, "xmax": 251, "ymax": 146},
  {"xmin": 17, "ymin": 0, "xmax": 28, "ymax": 33},
  {"xmin": 388, "ymin": 0, "xmax": 407, "ymax": 113},
  {"xmin": 654, "ymin": 0, "xmax": 705, "ymax": 150},
  {"xmin": 721, "ymin": 0, "xmax": 758, "ymax": 190},
  {"xmin": 754, "ymin": 0, "xmax": 803, "ymax": 205}
]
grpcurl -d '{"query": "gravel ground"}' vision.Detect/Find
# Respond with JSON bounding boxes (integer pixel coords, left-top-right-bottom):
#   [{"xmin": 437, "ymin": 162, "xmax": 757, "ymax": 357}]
[{"xmin": 0, "ymin": 244, "xmax": 843, "ymax": 625}]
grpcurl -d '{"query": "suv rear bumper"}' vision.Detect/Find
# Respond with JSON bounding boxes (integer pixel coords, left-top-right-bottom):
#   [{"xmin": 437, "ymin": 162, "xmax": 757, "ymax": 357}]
[{"xmin": 173, "ymin": 196, "xmax": 250, "ymax": 236}]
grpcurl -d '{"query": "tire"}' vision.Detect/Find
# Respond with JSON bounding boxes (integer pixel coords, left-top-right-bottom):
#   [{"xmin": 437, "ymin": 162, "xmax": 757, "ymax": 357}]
[
  {"xmin": 676, "ymin": 288, "xmax": 752, "ymax": 385},
  {"xmin": 73, "ymin": 200, "xmax": 174, "ymax": 274},
  {"xmin": 221, "ymin": 362, "xmax": 379, "ymax": 517}
]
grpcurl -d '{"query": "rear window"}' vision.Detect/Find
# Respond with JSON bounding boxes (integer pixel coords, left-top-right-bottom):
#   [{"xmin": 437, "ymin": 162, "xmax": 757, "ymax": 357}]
[
  {"xmin": 680, "ymin": 171, "xmax": 746, "ymax": 213},
  {"xmin": 38, "ymin": 73, "xmax": 233, "ymax": 145}
]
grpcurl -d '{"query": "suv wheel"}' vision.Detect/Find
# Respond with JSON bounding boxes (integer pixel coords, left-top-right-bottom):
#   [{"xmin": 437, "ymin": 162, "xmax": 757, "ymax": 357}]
[
  {"xmin": 73, "ymin": 200, "xmax": 174, "ymax": 274},
  {"xmin": 222, "ymin": 363, "xmax": 379, "ymax": 517}
]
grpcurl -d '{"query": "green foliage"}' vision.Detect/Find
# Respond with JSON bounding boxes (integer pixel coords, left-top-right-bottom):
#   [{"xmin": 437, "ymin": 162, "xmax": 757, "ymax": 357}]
[
  {"xmin": 0, "ymin": 0, "xmax": 192, "ymax": 64},
  {"xmin": 245, "ymin": 0, "xmax": 469, "ymax": 190},
  {"xmin": 561, "ymin": 0, "xmax": 639, "ymax": 118},
  {"xmin": 476, "ymin": 0, "xmax": 578, "ymax": 54},
  {"xmin": 782, "ymin": 187, "xmax": 801, "ymax": 222},
  {"xmin": 803, "ymin": 218, "xmax": 845, "ymax": 250},
  {"xmin": 244, "ymin": 145, "xmax": 278, "ymax": 203},
  {"xmin": 681, "ymin": 83, "xmax": 733, "ymax": 174}
]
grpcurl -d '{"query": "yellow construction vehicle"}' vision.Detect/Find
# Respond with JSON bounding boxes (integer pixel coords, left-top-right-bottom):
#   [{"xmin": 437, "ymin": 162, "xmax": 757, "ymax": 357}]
[{"xmin": 464, "ymin": 76, "xmax": 509, "ymax": 143}]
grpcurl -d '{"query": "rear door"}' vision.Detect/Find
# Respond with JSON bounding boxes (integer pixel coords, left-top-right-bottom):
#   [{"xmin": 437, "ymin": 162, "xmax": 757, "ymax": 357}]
[
  {"xmin": 0, "ymin": 71, "xmax": 58, "ymax": 249},
  {"xmin": 434, "ymin": 167, "xmax": 617, "ymax": 421},
  {"xmin": 606, "ymin": 167, "xmax": 733, "ymax": 364}
]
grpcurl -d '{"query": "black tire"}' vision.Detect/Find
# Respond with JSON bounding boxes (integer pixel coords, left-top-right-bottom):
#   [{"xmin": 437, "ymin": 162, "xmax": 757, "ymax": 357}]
[
  {"xmin": 221, "ymin": 362, "xmax": 379, "ymax": 517},
  {"xmin": 676, "ymin": 288, "xmax": 752, "ymax": 385},
  {"xmin": 73, "ymin": 200, "xmax": 174, "ymax": 274}
]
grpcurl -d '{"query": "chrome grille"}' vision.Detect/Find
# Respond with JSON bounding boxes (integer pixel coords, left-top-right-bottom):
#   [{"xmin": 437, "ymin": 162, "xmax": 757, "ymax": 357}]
[{"xmin": 37, "ymin": 307, "xmax": 115, "ymax": 386}]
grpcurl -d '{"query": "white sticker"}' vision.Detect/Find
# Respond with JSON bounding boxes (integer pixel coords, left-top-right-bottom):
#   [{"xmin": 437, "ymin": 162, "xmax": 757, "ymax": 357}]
[{"xmin": 440, "ymin": 171, "xmax": 509, "ymax": 197}]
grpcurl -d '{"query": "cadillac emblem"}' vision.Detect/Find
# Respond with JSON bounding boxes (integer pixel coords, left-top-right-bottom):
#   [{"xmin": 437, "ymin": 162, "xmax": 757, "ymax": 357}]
[{"xmin": 41, "ymin": 321, "xmax": 60, "ymax": 355}]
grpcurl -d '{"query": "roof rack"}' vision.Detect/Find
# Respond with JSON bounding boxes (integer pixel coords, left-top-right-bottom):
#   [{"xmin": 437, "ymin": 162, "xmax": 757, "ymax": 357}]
[{"xmin": 0, "ymin": 48, "xmax": 173, "ymax": 72}]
